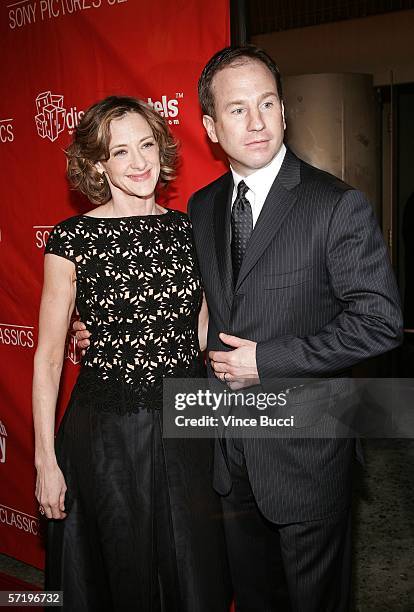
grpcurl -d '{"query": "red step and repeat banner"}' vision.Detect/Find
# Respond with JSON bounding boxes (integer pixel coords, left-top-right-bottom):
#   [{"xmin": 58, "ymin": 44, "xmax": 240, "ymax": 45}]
[{"xmin": 0, "ymin": 0, "xmax": 229, "ymax": 568}]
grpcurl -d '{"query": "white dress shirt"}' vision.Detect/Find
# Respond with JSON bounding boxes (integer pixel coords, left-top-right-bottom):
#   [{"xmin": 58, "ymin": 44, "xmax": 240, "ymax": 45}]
[{"xmin": 230, "ymin": 144, "xmax": 287, "ymax": 228}]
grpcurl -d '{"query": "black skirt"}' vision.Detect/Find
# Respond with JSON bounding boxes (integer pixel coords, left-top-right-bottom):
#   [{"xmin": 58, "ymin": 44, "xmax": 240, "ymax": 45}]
[{"xmin": 45, "ymin": 384, "xmax": 231, "ymax": 612}]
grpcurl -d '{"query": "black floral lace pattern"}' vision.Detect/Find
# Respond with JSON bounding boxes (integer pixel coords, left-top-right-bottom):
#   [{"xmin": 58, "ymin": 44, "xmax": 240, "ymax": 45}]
[{"xmin": 45, "ymin": 209, "xmax": 203, "ymax": 413}]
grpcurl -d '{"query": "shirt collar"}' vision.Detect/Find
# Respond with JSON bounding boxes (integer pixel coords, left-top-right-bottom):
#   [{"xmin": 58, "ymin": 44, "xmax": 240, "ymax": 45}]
[{"xmin": 230, "ymin": 143, "xmax": 287, "ymax": 199}]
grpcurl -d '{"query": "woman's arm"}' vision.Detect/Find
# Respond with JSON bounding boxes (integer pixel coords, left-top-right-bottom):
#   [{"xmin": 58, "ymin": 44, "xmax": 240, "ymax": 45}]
[
  {"xmin": 198, "ymin": 292, "xmax": 209, "ymax": 353},
  {"xmin": 33, "ymin": 254, "xmax": 76, "ymax": 519}
]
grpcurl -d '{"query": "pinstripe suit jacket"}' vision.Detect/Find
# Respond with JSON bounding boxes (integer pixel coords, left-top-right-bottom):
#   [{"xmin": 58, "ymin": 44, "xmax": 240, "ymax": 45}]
[{"xmin": 188, "ymin": 148, "xmax": 403, "ymax": 524}]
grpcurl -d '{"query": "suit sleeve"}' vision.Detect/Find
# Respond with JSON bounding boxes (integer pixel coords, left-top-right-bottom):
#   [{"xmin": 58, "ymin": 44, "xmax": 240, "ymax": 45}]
[
  {"xmin": 187, "ymin": 195, "xmax": 194, "ymax": 221},
  {"xmin": 256, "ymin": 189, "xmax": 403, "ymax": 380}
]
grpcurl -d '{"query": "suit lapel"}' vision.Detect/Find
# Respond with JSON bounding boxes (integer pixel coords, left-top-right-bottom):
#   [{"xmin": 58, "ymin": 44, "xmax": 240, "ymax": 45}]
[
  {"xmin": 213, "ymin": 173, "xmax": 234, "ymax": 308},
  {"xmin": 235, "ymin": 149, "xmax": 301, "ymax": 292}
]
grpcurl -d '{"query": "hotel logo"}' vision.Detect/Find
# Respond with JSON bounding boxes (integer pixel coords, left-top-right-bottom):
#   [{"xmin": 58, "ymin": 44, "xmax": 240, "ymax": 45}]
[{"xmin": 35, "ymin": 91, "xmax": 84, "ymax": 141}]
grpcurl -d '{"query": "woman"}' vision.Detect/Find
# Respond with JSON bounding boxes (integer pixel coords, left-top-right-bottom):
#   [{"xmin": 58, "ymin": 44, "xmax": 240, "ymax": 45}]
[{"xmin": 33, "ymin": 96, "xmax": 231, "ymax": 611}]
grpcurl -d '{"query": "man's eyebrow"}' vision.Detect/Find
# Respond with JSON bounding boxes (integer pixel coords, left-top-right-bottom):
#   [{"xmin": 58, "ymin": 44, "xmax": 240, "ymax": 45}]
[
  {"xmin": 259, "ymin": 91, "xmax": 278, "ymax": 101},
  {"xmin": 225, "ymin": 99, "xmax": 245, "ymax": 109},
  {"xmin": 225, "ymin": 91, "xmax": 278, "ymax": 109}
]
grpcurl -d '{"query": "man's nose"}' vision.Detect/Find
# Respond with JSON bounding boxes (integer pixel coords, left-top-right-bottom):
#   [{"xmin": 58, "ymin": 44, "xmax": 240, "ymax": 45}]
[{"xmin": 247, "ymin": 108, "xmax": 265, "ymax": 131}]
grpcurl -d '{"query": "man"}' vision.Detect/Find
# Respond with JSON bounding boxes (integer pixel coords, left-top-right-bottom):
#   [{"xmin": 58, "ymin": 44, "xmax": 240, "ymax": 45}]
[
  {"xmin": 75, "ymin": 46, "xmax": 402, "ymax": 611},
  {"xmin": 187, "ymin": 46, "xmax": 402, "ymax": 611}
]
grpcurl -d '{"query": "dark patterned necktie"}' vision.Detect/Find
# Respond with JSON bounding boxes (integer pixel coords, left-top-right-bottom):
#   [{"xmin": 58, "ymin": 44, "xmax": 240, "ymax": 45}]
[{"xmin": 231, "ymin": 180, "xmax": 253, "ymax": 283}]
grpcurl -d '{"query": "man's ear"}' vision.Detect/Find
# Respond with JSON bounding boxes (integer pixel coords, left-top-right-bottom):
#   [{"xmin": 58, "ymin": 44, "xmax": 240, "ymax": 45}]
[
  {"xmin": 202, "ymin": 115, "xmax": 218, "ymax": 143},
  {"xmin": 281, "ymin": 101, "xmax": 286, "ymax": 131}
]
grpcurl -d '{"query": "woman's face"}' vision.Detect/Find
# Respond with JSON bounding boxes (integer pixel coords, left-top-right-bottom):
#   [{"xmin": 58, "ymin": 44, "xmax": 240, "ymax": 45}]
[{"xmin": 98, "ymin": 112, "xmax": 161, "ymax": 200}]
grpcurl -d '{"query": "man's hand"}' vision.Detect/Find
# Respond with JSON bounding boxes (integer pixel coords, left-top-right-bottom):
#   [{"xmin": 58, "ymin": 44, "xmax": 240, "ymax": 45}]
[
  {"xmin": 209, "ymin": 333, "xmax": 259, "ymax": 389},
  {"xmin": 73, "ymin": 319, "xmax": 91, "ymax": 353}
]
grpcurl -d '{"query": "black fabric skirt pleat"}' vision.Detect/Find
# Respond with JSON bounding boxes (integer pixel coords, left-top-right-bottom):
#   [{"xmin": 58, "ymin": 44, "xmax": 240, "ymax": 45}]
[{"xmin": 45, "ymin": 388, "xmax": 231, "ymax": 612}]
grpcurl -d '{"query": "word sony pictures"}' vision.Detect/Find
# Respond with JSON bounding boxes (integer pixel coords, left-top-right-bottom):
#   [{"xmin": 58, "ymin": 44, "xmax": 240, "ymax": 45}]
[{"xmin": 8, "ymin": 0, "xmax": 127, "ymax": 30}]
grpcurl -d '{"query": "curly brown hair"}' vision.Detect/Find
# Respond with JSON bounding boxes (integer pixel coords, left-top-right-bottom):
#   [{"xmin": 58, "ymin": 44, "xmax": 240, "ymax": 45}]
[{"xmin": 66, "ymin": 96, "xmax": 178, "ymax": 205}]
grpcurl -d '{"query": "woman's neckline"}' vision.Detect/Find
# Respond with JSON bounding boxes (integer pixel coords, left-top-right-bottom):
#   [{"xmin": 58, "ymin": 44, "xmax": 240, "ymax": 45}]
[{"xmin": 81, "ymin": 208, "xmax": 172, "ymax": 221}]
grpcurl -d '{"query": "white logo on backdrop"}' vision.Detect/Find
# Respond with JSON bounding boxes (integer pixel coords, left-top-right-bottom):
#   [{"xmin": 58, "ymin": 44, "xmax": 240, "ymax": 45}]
[
  {"xmin": 0, "ymin": 504, "xmax": 39, "ymax": 535},
  {"xmin": 0, "ymin": 420, "xmax": 7, "ymax": 464},
  {"xmin": 34, "ymin": 91, "xmax": 84, "ymax": 141},
  {"xmin": 33, "ymin": 225, "xmax": 53, "ymax": 249},
  {"xmin": 0, "ymin": 118, "xmax": 14, "ymax": 143},
  {"xmin": 8, "ymin": 0, "xmax": 128, "ymax": 30},
  {"xmin": 0, "ymin": 323, "xmax": 35, "ymax": 349},
  {"xmin": 147, "ymin": 93, "xmax": 183, "ymax": 125},
  {"xmin": 33, "ymin": 91, "xmax": 184, "ymax": 145},
  {"xmin": 35, "ymin": 91, "xmax": 66, "ymax": 142},
  {"xmin": 66, "ymin": 331, "xmax": 81, "ymax": 365}
]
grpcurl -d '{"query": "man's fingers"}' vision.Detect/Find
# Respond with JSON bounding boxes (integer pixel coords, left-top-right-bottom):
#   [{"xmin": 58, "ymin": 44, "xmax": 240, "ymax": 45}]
[
  {"xmin": 209, "ymin": 350, "xmax": 232, "ymax": 364},
  {"xmin": 72, "ymin": 320, "xmax": 86, "ymax": 332},
  {"xmin": 75, "ymin": 330, "xmax": 90, "ymax": 341},
  {"xmin": 212, "ymin": 361, "xmax": 233, "ymax": 375},
  {"xmin": 228, "ymin": 380, "xmax": 248, "ymax": 390},
  {"xmin": 77, "ymin": 338, "xmax": 90, "ymax": 349},
  {"xmin": 219, "ymin": 332, "xmax": 247, "ymax": 348},
  {"xmin": 213, "ymin": 370, "xmax": 233, "ymax": 384}
]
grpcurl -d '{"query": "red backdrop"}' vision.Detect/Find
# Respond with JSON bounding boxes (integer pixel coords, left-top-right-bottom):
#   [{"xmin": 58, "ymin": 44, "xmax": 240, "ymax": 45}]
[{"xmin": 0, "ymin": 0, "xmax": 229, "ymax": 568}]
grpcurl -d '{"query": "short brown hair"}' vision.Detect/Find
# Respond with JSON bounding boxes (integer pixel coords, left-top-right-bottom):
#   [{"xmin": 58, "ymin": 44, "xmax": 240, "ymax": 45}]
[
  {"xmin": 198, "ymin": 45, "xmax": 283, "ymax": 120},
  {"xmin": 66, "ymin": 96, "xmax": 178, "ymax": 205}
]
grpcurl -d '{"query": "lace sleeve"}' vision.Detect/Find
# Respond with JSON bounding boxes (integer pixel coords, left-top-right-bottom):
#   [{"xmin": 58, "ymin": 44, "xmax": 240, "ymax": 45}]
[{"xmin": 44, "ymin": 219, "xmax": 78, "ymax": 263}]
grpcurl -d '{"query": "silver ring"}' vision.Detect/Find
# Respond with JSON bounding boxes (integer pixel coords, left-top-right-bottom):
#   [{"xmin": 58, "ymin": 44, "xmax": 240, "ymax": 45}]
[{"xmin": 39, "ymin": 506, "xmax": 45, "ymax": 515}]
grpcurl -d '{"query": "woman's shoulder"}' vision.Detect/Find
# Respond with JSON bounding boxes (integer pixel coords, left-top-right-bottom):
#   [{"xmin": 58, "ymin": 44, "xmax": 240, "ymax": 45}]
[
  {"xmin": 50, "ymin": 213, "xmax": 86, "ymax": 233},
  {"xmin": 45, "ymin": 214, "xmax": 88, "ymax": 261},
  {"xmin": 168, "ymin": 208, "xmax": 190, "ymax": 224}
]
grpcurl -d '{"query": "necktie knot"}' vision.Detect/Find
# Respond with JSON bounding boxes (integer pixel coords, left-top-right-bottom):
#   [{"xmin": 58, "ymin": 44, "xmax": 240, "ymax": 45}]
[{"xmin": 237, "ymin": 180, "xmax": 249, "ymax": 199}]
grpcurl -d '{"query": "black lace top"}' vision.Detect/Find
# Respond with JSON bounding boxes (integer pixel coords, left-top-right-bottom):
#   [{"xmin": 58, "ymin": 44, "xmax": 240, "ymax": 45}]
[{"xmin": 45, "ymin": 209, "xmax": 203, "ymax": 413}]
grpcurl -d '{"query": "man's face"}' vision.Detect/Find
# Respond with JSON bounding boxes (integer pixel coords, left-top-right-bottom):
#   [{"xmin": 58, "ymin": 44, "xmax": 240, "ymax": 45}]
[{"xmin": 202, "ymin": 59, "xmax": 286, "ymax": 177}]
